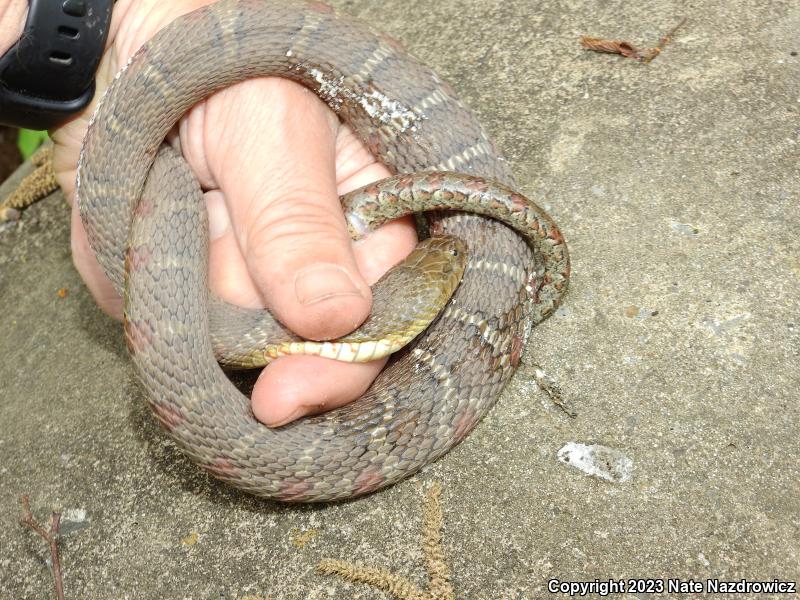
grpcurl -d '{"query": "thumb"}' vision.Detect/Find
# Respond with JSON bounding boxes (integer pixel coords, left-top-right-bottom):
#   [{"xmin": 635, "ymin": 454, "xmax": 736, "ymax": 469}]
[{"xmin": 181, "ymin": 77, "xmax": 372, "ymax": 340}]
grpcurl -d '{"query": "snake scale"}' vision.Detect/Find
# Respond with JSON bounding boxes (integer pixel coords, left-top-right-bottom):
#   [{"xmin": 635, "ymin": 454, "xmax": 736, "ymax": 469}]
[{"xmin": 76, "ymin": 0, "xmax": 570, "ymax": 501}]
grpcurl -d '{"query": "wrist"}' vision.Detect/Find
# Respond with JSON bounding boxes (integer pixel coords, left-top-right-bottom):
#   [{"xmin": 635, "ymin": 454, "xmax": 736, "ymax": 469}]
[
  {"xmin": 0, "ymin": 0, "xmax": 26, "ymax": 56},
  {"xmin": 0, "ymin": 0, "xmax": 115, "ymax": 130},
  {"xmin": 0, "ymin": 0, "xmax": 130, "ymax": 61},
  {"xmin": 0, "ymin": 0, "xmax": 216, "ymax": 68}
]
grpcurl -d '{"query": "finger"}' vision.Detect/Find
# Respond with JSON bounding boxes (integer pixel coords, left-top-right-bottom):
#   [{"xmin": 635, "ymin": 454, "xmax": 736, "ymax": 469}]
[
  {"xmin": 252, "ymin": 355, "xmax": 387, "ymax": 427},
  {"xmin": 0, "ymin": 1, "xmax": 27, "ymax": 54},
  {"xmin": 180, "ymin": 77, "xmax": 372, "ymax": 341},
  {"xmin": 200, "ymin": 105, "xmax": 419, "ymax": 303},
  {"xmin": 204, "ymin": 190, "xmax": 264, "ymax": 308}
]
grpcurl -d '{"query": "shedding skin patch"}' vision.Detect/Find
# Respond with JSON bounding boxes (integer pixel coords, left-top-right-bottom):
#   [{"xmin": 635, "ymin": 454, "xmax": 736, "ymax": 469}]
[{"xmin": 358, "ymin": 89, "xmax": 425, "ymax": 134}]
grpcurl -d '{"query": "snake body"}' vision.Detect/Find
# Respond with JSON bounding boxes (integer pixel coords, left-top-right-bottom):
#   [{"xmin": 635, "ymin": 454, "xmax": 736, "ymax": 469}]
[{"xmin": 77, "ymin": 0, "xmax": 570, "ymax": 501}]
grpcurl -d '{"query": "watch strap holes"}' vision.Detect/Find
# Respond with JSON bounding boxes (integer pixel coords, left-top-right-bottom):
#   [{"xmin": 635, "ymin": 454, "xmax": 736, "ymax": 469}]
[
  {"xmin": 58, "ymin": 25, "xmax": 80, "ymax": 39},
  {"xmin": 49, "ymin": 51, "xmax": 73, "ymax": 67}
]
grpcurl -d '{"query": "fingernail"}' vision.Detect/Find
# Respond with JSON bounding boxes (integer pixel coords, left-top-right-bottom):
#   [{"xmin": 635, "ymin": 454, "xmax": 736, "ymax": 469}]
[
  {"xmin": 294, "ymin": 263, "xmax": 363, "ymax": 305},
  {"xmin": 264, "ymin": 406, "xmax": 306, "ymax": 428}
]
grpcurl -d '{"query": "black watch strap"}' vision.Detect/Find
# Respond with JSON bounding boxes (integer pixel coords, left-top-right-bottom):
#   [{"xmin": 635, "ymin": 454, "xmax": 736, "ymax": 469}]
[{"xmin": 0, "ymin": 0, "xmax": 114, "ymax": 130}]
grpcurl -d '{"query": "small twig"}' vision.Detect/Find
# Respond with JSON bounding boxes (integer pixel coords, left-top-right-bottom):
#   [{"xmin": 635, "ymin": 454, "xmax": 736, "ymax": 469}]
[
  {"xmin": 581, "ymin": 16, "xmax": 687, "ymax": 63},
  {"xmin": 19, "ymin": 495, "xmax": 65, "ymax": 600},
  {"xmin": 643, "ymin": 16, "xmax": 688, "ymax": 63}
]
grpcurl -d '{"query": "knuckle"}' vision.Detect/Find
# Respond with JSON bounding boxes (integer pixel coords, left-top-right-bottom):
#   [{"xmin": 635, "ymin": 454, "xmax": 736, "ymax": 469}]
[{"xmin": 245, "ymin": 193, "xmax": 349, "ymax": 264}]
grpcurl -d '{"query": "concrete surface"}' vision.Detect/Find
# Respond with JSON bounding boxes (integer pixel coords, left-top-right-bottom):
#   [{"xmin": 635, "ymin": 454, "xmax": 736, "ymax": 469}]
[{"xmin": 1, "ymin": 0, "xmax": 798, "ymax": 598}]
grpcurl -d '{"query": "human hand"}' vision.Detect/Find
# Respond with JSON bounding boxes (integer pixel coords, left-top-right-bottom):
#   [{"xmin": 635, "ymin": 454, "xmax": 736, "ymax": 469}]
[{"xmin": 0, "ymin": 0, "xmax": 417, "ymax": 426}]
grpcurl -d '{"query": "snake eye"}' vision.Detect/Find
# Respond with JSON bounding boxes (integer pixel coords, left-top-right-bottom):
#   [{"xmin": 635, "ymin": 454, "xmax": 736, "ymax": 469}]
[{"xmin": 451, "ymin": 248, "xmax": 459, "ymax": 256}]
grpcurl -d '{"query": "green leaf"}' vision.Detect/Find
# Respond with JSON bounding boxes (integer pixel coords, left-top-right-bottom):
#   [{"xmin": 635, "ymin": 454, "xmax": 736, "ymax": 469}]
[{"xmin": 17, "ymin": 129, "xmax": 49, "ymax": 160}]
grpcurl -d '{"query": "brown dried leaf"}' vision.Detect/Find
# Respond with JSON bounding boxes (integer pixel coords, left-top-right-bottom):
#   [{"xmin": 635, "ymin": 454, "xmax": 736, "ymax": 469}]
[
  {"xmin": 580, "ymin": 36, "xmax": 646, "ymax": 61},
  {"xmin": 580, "ymin": 17, "xmax": 687, "ymax": 64}
]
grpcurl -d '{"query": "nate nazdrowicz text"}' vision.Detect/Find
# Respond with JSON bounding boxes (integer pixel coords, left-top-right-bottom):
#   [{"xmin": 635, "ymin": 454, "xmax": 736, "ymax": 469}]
[{"xmin": 548, "ymin": 577, "xmax": 796, "ymax": 596}]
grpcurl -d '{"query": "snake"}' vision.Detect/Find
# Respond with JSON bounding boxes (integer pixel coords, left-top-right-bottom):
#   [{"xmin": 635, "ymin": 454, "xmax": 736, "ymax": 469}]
[{"xmin": 76, "ymin": 0, "xmax": 570, "ymax": 502}]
